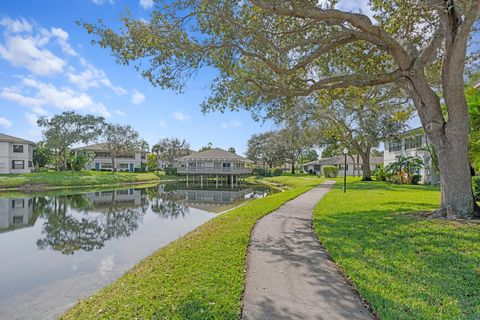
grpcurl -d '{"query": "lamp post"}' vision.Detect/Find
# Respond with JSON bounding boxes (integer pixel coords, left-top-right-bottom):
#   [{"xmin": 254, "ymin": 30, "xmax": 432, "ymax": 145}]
[{"xmin": 343, "ymin": 147, "xmax": 348, "ymax": 193}]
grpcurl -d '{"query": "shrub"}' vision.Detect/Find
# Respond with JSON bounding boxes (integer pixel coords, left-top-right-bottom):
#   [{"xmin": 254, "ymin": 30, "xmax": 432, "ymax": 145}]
[
  {"xmin": 270, "ymin": 168, "xmax": 283, "ymax": 176},
  {"xmin": 252, "ymin": 168, "xmax": 266, "ymax": 176},
  {"xmin": 322, "ymin": 165, "xmax": 339, "ymax": 178},
  {"xmin": 35, "ymin": 167, "xmax": 49, "ymax": 173},
  {"xmin": 164, "ymin": 166, "xmax": 177, "ymax": 175},
  {"xmin": 373, "ymin": 165, "xmax": 386, "ymax": 181},
  {"xmin": 473, "ymin": 176, "xmax": 480, "ymax": 201},
  {"xmin": 411, "ymin": 174, "xmax": 422, "ymax": 185}
]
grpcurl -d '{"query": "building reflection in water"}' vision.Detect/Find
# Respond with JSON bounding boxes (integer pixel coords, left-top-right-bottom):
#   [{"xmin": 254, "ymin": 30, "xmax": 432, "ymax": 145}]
[
  {"xmin": 0, "ymin": 197, "xmax": 36, "ymax": 232},
  {"xmin": 0, "ymin": 183, "xmax": 273, "ymax": 255}
]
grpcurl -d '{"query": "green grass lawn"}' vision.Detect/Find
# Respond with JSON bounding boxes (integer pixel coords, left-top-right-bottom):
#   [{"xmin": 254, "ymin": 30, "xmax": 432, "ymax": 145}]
[
  {"xmin": 0, "ymin": 170, "xmax": 176, "ymax": 190},
  {"xmin": 313, "ymin": 179, "xmax": 480, "ymax": 320},
  {"xmin": 61, "ymin": 175, "xmax": 324, "ymax": 320}
]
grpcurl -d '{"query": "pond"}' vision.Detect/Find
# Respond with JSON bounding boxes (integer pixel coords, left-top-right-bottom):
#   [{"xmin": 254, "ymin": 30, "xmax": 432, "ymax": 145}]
[{"xmin": 0, "ymin": 182, "xmax": 274, "ymax": 320}]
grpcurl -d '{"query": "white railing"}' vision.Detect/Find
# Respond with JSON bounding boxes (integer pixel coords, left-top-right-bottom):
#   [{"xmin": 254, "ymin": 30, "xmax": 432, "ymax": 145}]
[{"xmin": 177, "ymin": 167, "xmax": 251, "ymax": 174}]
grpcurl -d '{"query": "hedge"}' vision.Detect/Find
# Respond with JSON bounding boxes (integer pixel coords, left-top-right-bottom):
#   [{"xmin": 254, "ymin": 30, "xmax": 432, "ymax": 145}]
[{"xmin": 322, "ymin": 165, "xmax": 339, "ymax": 178}]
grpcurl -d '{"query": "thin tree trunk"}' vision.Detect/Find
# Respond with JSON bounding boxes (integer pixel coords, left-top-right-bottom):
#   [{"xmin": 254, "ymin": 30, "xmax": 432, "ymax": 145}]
[
  {"xmin": 291, "ymin": 157, "xmax": 295, "ymax": 174},
  {"xmin": 111, "ymin": 156, "xmax": 116, "ymax": 172}
]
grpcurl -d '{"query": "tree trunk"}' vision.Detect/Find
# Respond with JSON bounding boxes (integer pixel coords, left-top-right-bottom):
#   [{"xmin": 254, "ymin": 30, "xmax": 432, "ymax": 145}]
[
  {"xmin": 291, "ymin": 157, "xmax": 295, "ymax": 174},
  {"xmin": 427, "ymin": 125, "xmax": 479, "ymax": 219},
  {"xmin": 359, "ymin": 149, "xmax": 372, "ymax": 181},
  {"xmin": 111, "ymin": 156, "xmax": 116, "ymax": 172}
]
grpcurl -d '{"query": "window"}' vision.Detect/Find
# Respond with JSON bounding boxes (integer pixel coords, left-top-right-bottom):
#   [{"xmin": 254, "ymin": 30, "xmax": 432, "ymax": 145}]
[
  {"xmin": 28, "ymin": 161, "xmax": 33, "ymax": 168},
  {"xmin": 118, "ymin": 153, "xmax": 135, "ymax": 159},
  {"xmin": 223, "ymin": 163, "xmax": 231, "ymax": 167},
  {"xmin": 12, "ymin": 199, "xmax": 24, "ymax": 208},
  {"xmin": 101, "ymin": 163, "xmax": 113, "ymax": 169},
  {"xmin": 12, "ymin": 216, "xmax": 24, "ymax": 224},
  {"xmin": 354, "ymin": 164, "xmax": 363, "ymax": 170},
  {"xmin": 95, "ymin": 152, "xmax": 110, "ymax": 158},
  {"xmin": 12, "ymin": 160, "xmax": 24, "ymax": 170},
  {"xmin": 405, "ymin": 135, "xmax": 423, "ymax": 150},
  {"xmin": 117, "ymin": 163, "xmax": 129, "ymax": 169},
  {"xmin": 339, "ymin": 164, "xmax": 349, "ymax": 170},
  {"xmin": 141, "ymin": 154, "xmax": 146, "ymax": 160},
  {"xmin": 388, "ymin": 140, "xmax": 402, "ymax": 152},
  {"xmin": 13, "ymin": 145, "xmax": 23, "ymax": 153}
]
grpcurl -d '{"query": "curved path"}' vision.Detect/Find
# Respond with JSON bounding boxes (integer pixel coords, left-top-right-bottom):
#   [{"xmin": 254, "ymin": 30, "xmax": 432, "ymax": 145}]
[{"xmin": 242, "ymin": 181, "xmax": 373, "ymax": 320}]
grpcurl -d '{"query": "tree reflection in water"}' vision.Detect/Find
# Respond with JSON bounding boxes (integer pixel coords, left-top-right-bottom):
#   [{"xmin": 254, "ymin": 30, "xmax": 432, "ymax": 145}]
[{"xmin": 34, "ymin": 186, "xmax": 188, "ymax": 255}]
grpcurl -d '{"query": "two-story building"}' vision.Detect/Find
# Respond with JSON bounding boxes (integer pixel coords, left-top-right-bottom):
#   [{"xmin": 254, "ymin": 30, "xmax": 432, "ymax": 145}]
[
  {"xmin": 73, "ymin": 143, "xmax": 147, "ymax": 172},
  {"xmin": 0, "ymin": 133, "xmax": 35, "ymax": 174},
  {"xmin": 384, "ymin": 127, "xmax": 440, "ymax": 185},
  {"xmin": 303, "ymin": 155, "xmax": 383, "ymax": 177},
  {"xmin": 176, "ymin": 148, "xmax": 252, "ymax": 188}
]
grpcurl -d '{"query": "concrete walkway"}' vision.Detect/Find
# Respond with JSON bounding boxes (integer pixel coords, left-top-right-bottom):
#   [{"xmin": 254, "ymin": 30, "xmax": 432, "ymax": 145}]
[{"xmin": 242, "ymin": 181, "xmax": 373, "ymax": 320}]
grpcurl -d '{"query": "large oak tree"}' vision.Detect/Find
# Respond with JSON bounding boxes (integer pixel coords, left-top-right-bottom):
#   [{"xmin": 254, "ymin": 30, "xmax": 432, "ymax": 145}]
[{"xmin": 82, "ymin": 1, "xmax": 480, "ymax": 218}]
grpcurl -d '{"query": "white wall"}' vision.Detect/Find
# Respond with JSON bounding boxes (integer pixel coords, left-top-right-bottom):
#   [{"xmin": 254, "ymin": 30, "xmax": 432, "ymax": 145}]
[{"xmin": 0, "ymin": 142, "xmax": 34, "ymax": 174}]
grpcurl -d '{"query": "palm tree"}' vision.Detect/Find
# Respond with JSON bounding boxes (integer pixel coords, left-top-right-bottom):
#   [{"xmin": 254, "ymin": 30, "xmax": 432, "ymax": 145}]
[{"xmin": 386, "ymin": 156, "xmax": 424, "ymax": 184}]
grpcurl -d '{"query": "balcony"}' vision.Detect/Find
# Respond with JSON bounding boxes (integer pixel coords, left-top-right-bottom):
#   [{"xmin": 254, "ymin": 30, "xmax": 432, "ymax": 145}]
[{"xmin": 177, "ymin": 167, "xmax": 251, "ymax": 175}]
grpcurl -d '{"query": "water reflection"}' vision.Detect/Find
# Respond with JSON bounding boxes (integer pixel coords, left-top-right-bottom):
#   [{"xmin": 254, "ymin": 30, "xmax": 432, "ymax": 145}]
[{"xmin": 0, "ymin": 182, "xmax": 273, "ymax": 319}]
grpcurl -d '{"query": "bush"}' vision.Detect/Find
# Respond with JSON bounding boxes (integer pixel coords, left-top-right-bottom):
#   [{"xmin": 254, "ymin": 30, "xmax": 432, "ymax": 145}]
[
  {"xmin": 411, "ymin": 174, "xmax": 422, "ymax": 185},
  {"xmin": 373, "ymin": 165, "xmax": 386, "ymax": 181},
  {"xmin": 35, "ymin": 167, "xmax": 49, "ymax": 173},
  {"xmin": 473, "ymin": 176, "xmax": 480, "ymax": 201},
  {"xmin": 322, "ymin": 165, "xmax": 339, "ymax": 178},
  {"xmin": 164, "ymin": 166, "xmax": 177, "ymax": 175},
  {"xmin": 270, "ymin": 168, "xmax": 283, "ymax": 176}
]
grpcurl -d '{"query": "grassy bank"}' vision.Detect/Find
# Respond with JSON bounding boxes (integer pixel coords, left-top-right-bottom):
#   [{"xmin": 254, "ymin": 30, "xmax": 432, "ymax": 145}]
[
  {"xmin": 61, "ymin": 176, "xmax": 323, "ymax": 319},
  {"xmin": 0, "ymin": 171, "xmax": 176, "ymax": 190},
  {"xmin": 313, "ymin": 179, "xmax": 480, "ymax": 320}
]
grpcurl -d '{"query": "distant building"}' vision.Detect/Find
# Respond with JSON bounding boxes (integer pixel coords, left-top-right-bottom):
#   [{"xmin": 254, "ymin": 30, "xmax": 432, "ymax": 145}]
[
  {"xmin": 303, "ymin": 155, "xmax": 383, "ymax": 177},
  {"xmin": 0, "ymin": 133, "xmax": 35, "ymax": 174},
  {"xmin": 384, "ymin": 127, "xmax": 440, "ymax": 185},
  {"xmin": 73, "ymin": 143, "xmax": 147, "ymax": 172},
  {"xmin": 176, "ymin": 148, "xmax": 252, "ymax": 188}
]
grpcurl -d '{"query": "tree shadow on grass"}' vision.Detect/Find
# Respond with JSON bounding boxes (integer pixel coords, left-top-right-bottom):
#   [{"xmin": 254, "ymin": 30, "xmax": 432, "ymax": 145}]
[{"xmin": 314, "ymin": 208, "xmax": 480, "ymax": 319}]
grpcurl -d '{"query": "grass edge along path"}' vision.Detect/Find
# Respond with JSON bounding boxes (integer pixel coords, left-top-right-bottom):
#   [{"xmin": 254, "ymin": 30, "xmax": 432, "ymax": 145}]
[
  {"xmin": 313, "ymin": 178, "xmax": 480, "ymax": 320},
  {"xmin": 0, "ymin": 171, "xmax": 177, "ymax": 191},
  {"xmin": 61, "ymin": 176, "xmax": 324, "ymax": 320}
]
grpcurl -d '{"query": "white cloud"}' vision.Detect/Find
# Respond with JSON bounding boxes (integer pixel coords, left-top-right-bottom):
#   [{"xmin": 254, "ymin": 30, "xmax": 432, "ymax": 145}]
[
  {"xmin": 92, "ymin": 0, "xmax": 114, "ymax": 4},
  {"xmin": 68, "ymin": 60, "xmax": 127, "ymax": 95},
  {"xmin": 221, "ymin": 119, "xmax": 242, "ymax": 129},
  {"xmin": 114, "ymin": 109, "xmax": 126, "ymax": 116},
  {"xmin": 0, "ymin": 35, "xmax": 66, "ymax": 75},
  {"xmin": 173, "ymin": 111, "xmax": 191, "ymax": 121},
  {"xmin": 139, "ymin": 0, "xmax": 154, "ymax": 9},
  {"xmin": 0, "ymin": 17, "xmax": 32, "ymax": 33},
  {"xmin": 0, "ymin": 117, "xmax": 12, "ymax": 129},
  {"xmin": 51, "ymin": 27, "xmax": 77, "ymax": 56},
  {"xmin": 131, "ymin": 90, "xmax": 145, "ymax": 104},
  {"xmin": 1, "ymin": 77, "xmax": 111, "ymax": 117}
]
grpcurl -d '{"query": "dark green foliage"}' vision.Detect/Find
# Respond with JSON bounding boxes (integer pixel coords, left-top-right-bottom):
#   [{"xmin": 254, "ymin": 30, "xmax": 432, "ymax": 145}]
[
  {"xmin": 411, "ymin": 174, "xmax": 422, "ymax": 185},
  {"xmin": 69, "ymin": 152, "xmax": 94, "ymax": 171},
  {"xmin": 473, "ymin": 176, "xmax": 480, "ymax": 201},
  {"xmin": 373, "ymin": 165, "xmax": 387, "ymax": 181},
  {"xmin": 270, "ymin": 168, "xmax": 284, "ymax": 176},
  {"xmin": 322, "ymin": 166, "xmax": 339, "ymax": 178},
  {"xmin": 164, "ymin": 166, "xmax": 177, "ymax": 175}
]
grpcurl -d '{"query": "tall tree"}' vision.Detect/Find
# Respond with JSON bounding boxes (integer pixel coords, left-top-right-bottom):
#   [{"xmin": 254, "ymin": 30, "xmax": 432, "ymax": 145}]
[
  {"xmin": 32, "ymin": 141, "xmax": 52, "ymax": 168},
  {"xmin": 38, "ymin": 112, "xmax": 104, "ymax": 171},
  {"xmin": 315, "ymin": 87, "xmax": 412, "ymax": 180},
  {"xmin": 299, "ymin": 149, "xmax": 319, "ymax": 164},
  {"xmin": 246, "ymin": 131, "xmax": 285, "ymax": 168},
  {"xmin": 101, "ymin": 123, "xmax": 142, "ymax": 172},
  {"xmin": 82, "ymin": 1, "xmax": 480, "ymax": 218},
  {"xmin": 198, "ymin": 142, "xmax": 213, "ymax": 152},
  {"xmin": 152, "ymin": 138, "xmax": 191, "ymax": 166}
]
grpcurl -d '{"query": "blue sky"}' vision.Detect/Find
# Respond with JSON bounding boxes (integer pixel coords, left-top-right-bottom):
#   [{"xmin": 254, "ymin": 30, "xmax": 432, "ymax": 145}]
[{"xmin": 0, "ymin": 0, "xmax": 276, "ymax": 155}]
